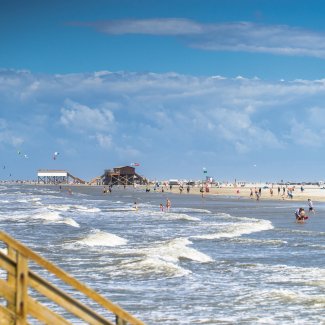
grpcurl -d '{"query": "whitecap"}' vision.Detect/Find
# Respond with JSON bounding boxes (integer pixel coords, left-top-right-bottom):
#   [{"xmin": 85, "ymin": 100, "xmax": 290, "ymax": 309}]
[
  {"xmin": 193, "ymin": 219, "xmax": 273, "ymax": 240},
  {"xmin": 75, "ymin": 230, "xmax": 127, "ymax": 247},
  {"xmin": 143, "ymin": 238, "xmax": 213, "ymax": 264},
  {"xmin": 70, "ymin": 205, "xmax": 101, "ymax": 213},
  {"xmin": 31, "ymin": 210, "xmax": 79, "ymax": 227}
]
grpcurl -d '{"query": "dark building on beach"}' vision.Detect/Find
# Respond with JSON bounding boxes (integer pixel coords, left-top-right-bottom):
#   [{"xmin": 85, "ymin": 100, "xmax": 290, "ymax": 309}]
[{"xmin": 101, "ymin": 166, "xmax": 146, "ymax": 186}]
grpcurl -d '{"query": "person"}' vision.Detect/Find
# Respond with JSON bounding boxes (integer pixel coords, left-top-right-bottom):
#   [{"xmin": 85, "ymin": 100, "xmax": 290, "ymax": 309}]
[
  {"xmin": 103, "ymin": 186, "xmax": 107, "ymax": 194},
  {"xmin": 200, "ymin": 186, "xmax": 204, "ymax": 198},
  {"xmin": 166, "ymin": 198, "xmax": 171, "ymax": 212},
  {"xmin": 133, "ymin": 202, "xmax": 138, "ymax": 211},
  {"xmin": 307, "ymin": 199, "xmax": 315, "ymax": 214},
  {"xmin": 160, "ymin": 203, "xmax": 164, "ymax": 212},
  {"xmin": 250, "ymin": 188, "xmax": 253, "ymax": 199},
  {"xmin": 295, "ymin": 208, "xmax": 307, "ymax": 222},
  {"xmin": 187, "ymin": 185, "xmax": 190, "ymax": 194},
  {"xmin": 277, "ymin": 186, "xmax": 280, "ymax": 195}
]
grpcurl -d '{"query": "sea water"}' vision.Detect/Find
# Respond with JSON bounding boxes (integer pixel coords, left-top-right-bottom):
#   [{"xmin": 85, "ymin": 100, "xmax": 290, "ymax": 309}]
[{"xmin": 0, "ymin": 185, "xmax": 324, "ymax": 324}]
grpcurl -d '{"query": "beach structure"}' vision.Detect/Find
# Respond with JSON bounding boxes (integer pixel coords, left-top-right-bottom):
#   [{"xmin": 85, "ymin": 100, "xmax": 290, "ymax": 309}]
[
  {"xmin": 37, "ymin": 169, "xmax": 85, "ymax": 184},
  {"xmin": 102, "ymin": 166, "xmax": 146, "ymax": 186},
  {"xmin": 0, "ymin": 231, "xmax": 144, "ymax": 324}
]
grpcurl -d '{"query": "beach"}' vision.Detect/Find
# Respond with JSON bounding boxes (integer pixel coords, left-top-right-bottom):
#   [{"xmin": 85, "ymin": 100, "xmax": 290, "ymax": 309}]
[
  {"xmin": 146, "ymin": 183, "xmax": 325, "ymax": 203},
  {"xmin": 0, "ymin": 184, "xmax": 324, "ymax": 324}
]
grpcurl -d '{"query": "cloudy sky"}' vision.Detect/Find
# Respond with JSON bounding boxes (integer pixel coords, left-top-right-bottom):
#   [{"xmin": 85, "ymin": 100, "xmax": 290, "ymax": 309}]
[{"xmin": 1, "ymin": 0, "xmax": 325, "ymax": 182}]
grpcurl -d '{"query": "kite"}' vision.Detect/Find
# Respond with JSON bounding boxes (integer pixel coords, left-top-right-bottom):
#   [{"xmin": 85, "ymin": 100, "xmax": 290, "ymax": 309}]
[
  {"xmin": 130, "ymin": 163, "xmax": 140, "ymax": 167},
  {"xmin": 53, "ymin": 152, "xmax": 59, "ymax": 160}
]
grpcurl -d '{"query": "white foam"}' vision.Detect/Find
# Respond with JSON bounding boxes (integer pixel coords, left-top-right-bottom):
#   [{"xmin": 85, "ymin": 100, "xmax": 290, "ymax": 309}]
[
  {"xmin": 70, "ymin": 205, "xmax": 101, "ymax": 213},
  {"xmin": 126, "ymin": 256, "xmax": 191, "ymax": 277},
  {"xmin": 172, "ymin": 208, "xmax": 212, "ymax": 214},
  {"xmin": 232, "ymin": 238, "xmax": 287, "ymax": 246},
  {"xmin": 193, "ymin": 219, "xmax": 274, "ymax": 240},
  {"xmin": 47, "ymin": 205, "xmax": 70, "ymax": 212},
  {"xmin": 32, "ymin": 210, "xmax": 79, "ymax": 227},
  {"xmin": 115, "ymin": 237, "xmax": 212, "ymax": 278},
  {"xmin": 267, "ymin": 289, "xmax": 325, "ymax": 306},
  {"xmin": 161, "ymin": 212, "xmax": 200, "ymax": 221},
  {"xmin": 144, "ymin": 238, "xmax": 212, "ymax": 264},
  {"xmin": 76, "ymin": 230, "xmax": 127, "ymax": 247}
]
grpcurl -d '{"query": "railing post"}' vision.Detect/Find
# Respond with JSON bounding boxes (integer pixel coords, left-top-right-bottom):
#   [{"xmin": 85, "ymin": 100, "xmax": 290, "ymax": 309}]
[
  {"xmin": 116, "ymin": 315, "xmax": 127, "ymax": 325},
  {"xmin": 7, "ymin": 245, "xmax": 17, "ymax": 311},
  {"xmin": 16, "ymin": 253, "xmax": 28, "ymax": 325}
]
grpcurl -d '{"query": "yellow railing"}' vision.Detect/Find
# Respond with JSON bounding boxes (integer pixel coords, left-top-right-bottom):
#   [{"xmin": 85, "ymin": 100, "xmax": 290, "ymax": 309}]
[{"xmin": 0, "ymin": 231, "xmax": 145, "ymax": 325}]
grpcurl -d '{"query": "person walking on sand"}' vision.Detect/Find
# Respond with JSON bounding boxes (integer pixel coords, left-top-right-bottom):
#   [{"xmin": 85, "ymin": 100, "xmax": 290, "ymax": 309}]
[
  {"xmin": 278, "ymin": 186, "xmax": 280, "ymax": 195},
  {"xmin": 308, "ymin": 199, "xmax": 315, "ymax": 214},
  {"xmin": 166, "ymin": 198, "xmax": 171, "ymax": 212}
]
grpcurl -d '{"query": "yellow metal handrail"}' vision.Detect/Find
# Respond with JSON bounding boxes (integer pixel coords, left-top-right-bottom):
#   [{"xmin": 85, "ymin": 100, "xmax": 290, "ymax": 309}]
[{"xmin": 0, "ymin": 231, "xmax": 145, "ymax": 325}]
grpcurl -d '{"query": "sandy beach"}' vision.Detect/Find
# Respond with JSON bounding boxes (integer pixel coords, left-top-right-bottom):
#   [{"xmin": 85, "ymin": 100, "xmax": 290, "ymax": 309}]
[{"xmin": 157, "ymin": 184, "xmax": 325, "ymax": 202}]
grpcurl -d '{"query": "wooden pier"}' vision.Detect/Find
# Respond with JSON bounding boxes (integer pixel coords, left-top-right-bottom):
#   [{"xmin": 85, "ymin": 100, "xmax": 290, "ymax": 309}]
[
  {"xmin": 37, "ymin": 170, "xmax": 86, "ymax": 185},
  {"xmin": 0, "ymin": 231, "xmax": 145, "ymax": 324}
]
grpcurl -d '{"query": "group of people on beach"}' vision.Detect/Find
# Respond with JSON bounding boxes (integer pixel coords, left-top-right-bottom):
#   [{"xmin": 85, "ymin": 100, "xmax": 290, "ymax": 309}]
[{"xmin": 295, "ymin": 199, "xmax": 315, "ymax": 223}]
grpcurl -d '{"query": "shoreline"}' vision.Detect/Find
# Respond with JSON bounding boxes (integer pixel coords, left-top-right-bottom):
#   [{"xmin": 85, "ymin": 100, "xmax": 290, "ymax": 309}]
[{"xmin": 2, "ymin": 182, "xmax": 324, "ymax": 203}]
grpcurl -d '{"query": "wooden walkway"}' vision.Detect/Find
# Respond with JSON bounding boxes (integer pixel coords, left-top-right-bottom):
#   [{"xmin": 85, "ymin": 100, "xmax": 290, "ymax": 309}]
[{"xmin": 0, "ymin": 231, "xmax": 145, "ymax": 324}]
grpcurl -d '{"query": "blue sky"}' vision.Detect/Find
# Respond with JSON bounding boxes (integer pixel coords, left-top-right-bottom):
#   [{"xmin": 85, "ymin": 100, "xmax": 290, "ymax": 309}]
[{"xmin": 1, "ymin": 0, "xmax": 325, "ymax": 182}]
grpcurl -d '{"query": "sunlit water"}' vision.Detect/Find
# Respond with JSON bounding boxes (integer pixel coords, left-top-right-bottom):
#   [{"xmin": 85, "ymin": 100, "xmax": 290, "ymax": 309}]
[{"xmin": 0, "ymin": 185, "xmax": 324, "ymax": 324}]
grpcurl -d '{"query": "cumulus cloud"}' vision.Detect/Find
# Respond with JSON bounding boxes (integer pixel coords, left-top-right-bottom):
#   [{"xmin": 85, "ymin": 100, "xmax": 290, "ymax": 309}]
[
  {"xmin": 75, "ymin": 18, "xmax": 325, "ymax": 58},
  {"xmin": 60, "ymin": 99, "xmax": 115, "ymax": 132},
  {"xmin": 2, "ymin": 69, "xmax": 325, "ymax": 172},
  {"xmin": 92, "ymin": 133, "xmax": 113, "ymax": 149}
]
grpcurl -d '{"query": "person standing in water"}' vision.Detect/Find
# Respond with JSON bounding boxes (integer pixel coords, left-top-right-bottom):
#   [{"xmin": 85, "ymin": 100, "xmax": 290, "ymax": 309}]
[
  {"xmin": 308, "ymin": 199, "xmax": 315, "ymax": 214},
  {"xmin": 166, "ymin": 198, "xmax": 171, "ymax": 212}
]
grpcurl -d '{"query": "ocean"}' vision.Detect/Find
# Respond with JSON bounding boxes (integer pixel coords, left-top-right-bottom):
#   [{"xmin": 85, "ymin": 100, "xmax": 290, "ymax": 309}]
[{"xmin": 0, "ymin": 184, "xmax": 324, "ymax": 324}]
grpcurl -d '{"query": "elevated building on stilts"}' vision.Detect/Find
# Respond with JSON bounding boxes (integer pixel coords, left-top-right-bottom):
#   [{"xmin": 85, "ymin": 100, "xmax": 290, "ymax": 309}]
[{"xmin": 101, "ymin": 166, "xmax": 146, "ymax": 186}]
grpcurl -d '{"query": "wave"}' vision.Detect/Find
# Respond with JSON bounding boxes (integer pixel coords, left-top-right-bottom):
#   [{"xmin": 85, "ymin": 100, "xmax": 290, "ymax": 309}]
[
  {"xmin": 171, "ymin": 208, "xmax": 211, "ymax": 214},
  {"xmin": 17, "ymin": 197, "xmax": 42, "ymax": 204},
  {"xmin": 74, "ymin": 230, "xmax": 128, "ymax": 247},
  {"xmin": 192, "ymin": 219, "xmax": 273, "ymax": 240},
  {"xmin": 159, "ymin": 212, "xmax": 200, "ymax": 221},
  {"xmin": 231, "ymin": 237, "xmax": 288, "ymax": 246},
  {"xmin": 70, "ymin": 205, "xmax": 101, "ymax": 213},
  {"xmin": 266, "ymin": 289, "xmax": 325, "ymax": 306},
  {"xmin": 31, "ymin": 210, "xmax": 80, "ymax": 227},
  {"xmin": 121, "ymin": 237, "xmax": 212, "ymax": 278}
]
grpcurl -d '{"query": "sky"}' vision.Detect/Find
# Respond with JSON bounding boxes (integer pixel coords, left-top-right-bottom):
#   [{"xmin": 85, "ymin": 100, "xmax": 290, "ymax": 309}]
[{"xmin": 1, "ymin": 0, "xmax": 325, "ymax": 182}]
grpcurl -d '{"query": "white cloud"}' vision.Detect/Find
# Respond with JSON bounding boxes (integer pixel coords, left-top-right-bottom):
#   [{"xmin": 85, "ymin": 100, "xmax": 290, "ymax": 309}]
[
  {"xmin": 0, "ymin": 130, "xmax": 24, "ymax": 147},
  {"xmin": 92, "ymin": 133, "xmax": 113, "ymax": 149},
  {"xmin": 60, "ymin": 100, "xmax": 114, "ymax": 132},
  {"xmin": 2, "ymin": 69, "xmax": 325, "ymax": 160},
  {"xmin": 79, "ymin": 19, "xmax": 325, "ymax": 58}
]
